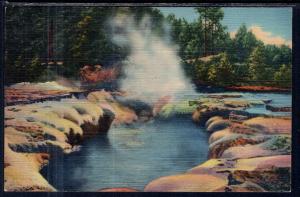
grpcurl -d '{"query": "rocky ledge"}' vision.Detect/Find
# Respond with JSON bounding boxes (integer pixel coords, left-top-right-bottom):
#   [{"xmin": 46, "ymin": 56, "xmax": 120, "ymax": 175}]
[
  {"xmin": 4, "ymin": 87, "xmax": 142, "ymax": 191},
  {"xmin": 5, "ymin": 89, "xmax": 291, "ymax": 192},
  {"xmin": 144, "ymin": 95, "xmax": 291, "ymax": 192}
]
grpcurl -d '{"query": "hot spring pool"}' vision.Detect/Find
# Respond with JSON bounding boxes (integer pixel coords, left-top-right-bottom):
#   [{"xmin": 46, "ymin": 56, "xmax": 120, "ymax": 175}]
[
  {"xmin": 41, "ymin": 115, "xmax": 209, "ymax": 191},
  {"xmin": 41, "ymin": 92, "xmax": 291, "ymax": 191}
]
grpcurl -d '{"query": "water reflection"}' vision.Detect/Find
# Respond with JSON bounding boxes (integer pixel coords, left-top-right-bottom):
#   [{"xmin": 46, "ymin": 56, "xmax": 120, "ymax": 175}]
[{"xmin": 42, "ymin": 116, "xmax": 209, "ymax": 191}]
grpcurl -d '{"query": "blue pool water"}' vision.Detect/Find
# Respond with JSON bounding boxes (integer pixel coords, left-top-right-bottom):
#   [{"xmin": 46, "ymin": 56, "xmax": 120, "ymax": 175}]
[
  {"xmin": 41, "ymin": 92, "xmax": 291, "ymax": 191},
  {"xmin": 42, "ymin": 116, "xmax": 209, "ymax": 191}
]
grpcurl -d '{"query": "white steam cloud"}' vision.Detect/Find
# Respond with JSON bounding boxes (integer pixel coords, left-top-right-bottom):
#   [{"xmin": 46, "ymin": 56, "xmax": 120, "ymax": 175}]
[{"xmin": 109, "ymin": 13, "xmax": 195, "ymax": 103}]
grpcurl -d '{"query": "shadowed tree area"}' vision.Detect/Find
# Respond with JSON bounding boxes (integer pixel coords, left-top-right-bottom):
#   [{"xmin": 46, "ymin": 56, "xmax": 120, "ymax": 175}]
[{"xmin": 5, "ymin": 6, "xmax": 292, "ymax": 88}]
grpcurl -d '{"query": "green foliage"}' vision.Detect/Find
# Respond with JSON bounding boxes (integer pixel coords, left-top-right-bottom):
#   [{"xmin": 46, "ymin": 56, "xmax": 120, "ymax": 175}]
[
  {"xmin": 167, "ymin": 8, "xmax": 228, "ymax": 60},
  {"xmin": 167, "ymin": 17, "xmax": 203, "ymax": 59},
  {"xmin": 232, "ymin": 63, "xmax": 250, "ymax": 84},
  {"xmin": 159, "ymin": 100, "xmax": 197, "ymax": 118},
  {"xmin": 193, "ymin": 53, "xmax": 237, "ymax": 86},
  {"xmin": 263, "ymin": 135, "xmax": 291, "ymax": 153},
  {"xmin": 207, "ymin": 53, "xmax": 236, "ymax": 86},
  {"xmin": 232, "ymin": 24, "xmax": 261, "ymax": 63},
  {"xmin": 248, "ymin": 45, "xmax": 270, "ymax": 81},
  {"xmin": 5, "ymin": 6, "xmax": 161, "ymax": 84},
  {"xmin": 274, "ymin": 64, "xmax": 292, "ymax": 87},
  {"xmin": 264, "ymin": 45, "xmax": 292, "ymax": 69},
  {"xmin": 194, "ymin": 60, "xmax": 210, "ymax": 84},
  {"xmin": 5, "ymin": 6, "xmax": 292, "ymax": 89},
  {"xmin": 60, "ymin": 7, "xmax": 126, "ymax": 77},
  {"xmin": 195, "ymin": 8, "xmax": 226, "ymax": 56},
  {"xmin": 168, "ymin": 9, "xmax": 291, "ymax": 88},
  {"xmin": 5, "ymin": 7, "xmax": 48, "ymax": 84}
]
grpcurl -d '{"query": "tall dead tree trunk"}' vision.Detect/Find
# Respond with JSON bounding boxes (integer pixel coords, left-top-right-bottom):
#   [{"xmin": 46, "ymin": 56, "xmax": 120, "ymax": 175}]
[
  {"xmin": 204, "ymin": 8, "xmax": 207, "ymax": 57},
  {"xmin": 48, "ymin": 11, "xmax": 54, "ymax": 63}
]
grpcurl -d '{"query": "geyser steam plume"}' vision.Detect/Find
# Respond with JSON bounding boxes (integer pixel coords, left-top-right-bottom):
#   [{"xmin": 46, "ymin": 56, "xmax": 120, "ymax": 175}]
[{"xmin": 110, "ymin": 13, "xmax": 195, "ymax": 103}]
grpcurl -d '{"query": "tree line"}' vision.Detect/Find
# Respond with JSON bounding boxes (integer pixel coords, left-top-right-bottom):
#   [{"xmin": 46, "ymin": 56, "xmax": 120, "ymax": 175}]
[
  {"xmin": 4, "ymin": 6, "xmax": 164, "ymax": 84},
  {"xmin": 5, "ymin": 7, "xmax": 291, "ymax": 88},
  {"xmin": 167, "ymin": 8, "xmax": 292, "ymax": 88}
]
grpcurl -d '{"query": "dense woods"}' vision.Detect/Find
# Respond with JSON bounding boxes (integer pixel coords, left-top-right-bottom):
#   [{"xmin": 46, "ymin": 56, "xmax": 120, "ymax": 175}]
[{"xmin": 5, "ymin": 6, "xmax": 292, "ymax": 88}]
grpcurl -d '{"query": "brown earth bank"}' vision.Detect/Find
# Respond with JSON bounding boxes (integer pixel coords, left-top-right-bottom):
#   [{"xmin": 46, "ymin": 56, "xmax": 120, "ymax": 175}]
[
  {"xmin": 4, "ymin": 81, "xmax": 82, "ymax": 106},
  {"xmin": 226, "ymin": 85, "xmax": 291, "ymax": 93}
]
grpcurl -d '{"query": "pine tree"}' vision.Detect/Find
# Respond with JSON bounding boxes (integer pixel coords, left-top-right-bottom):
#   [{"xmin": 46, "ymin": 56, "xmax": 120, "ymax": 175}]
[
  {"xmin": 248, "ymin": 45, "xmax": 271, "ymax": 83},
  {"xmin": 274, "ymin": 64, "xmax": 292, "ymax": 87}
]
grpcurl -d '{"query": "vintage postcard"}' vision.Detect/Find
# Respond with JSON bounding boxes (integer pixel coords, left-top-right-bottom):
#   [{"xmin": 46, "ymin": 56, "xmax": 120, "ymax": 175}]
[{"xmin": 3, "ymin": 4, "xmax": 292, "ymax": 192}]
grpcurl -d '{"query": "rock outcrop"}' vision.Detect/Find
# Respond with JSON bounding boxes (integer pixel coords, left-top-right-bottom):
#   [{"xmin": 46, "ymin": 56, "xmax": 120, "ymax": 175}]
[
  {"xmin": 145, "ymin": 173, "xmax": 228, "ymax": 192},
  {"xmin": 243, "ymin": 117, "xmax": 291, "ymax": 134},
  {"xmin": 98, "ymin": 187, "xmax": 139, "ymax": 192},
  {"xmin": 191, "ymin": 96, "xmax": 282, "ymax": 126},
  {"xmin": 87, "ymin": 90, "xmax": 138, "ymax": 125},
  {"xmin": 4, "ymin": 86, "xmax": 144, "ymax": 192},
  {"xmin": 266, "ymin": 104, "xmax": 292, "ymax": 112},
  {"xmin": 5, "ymin": 83, "xmax": 291, "ymax": 192},
  {"xmin": 144, "ymin": 96, "xmax": 291, "ymax": 192},
  {"xmin": 4, "ymin": 97, "xmax": 108, "ymax": 191},
  {"xmin": 4, "ymin": 138, "xmax": 56, "ymax": 191}
]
